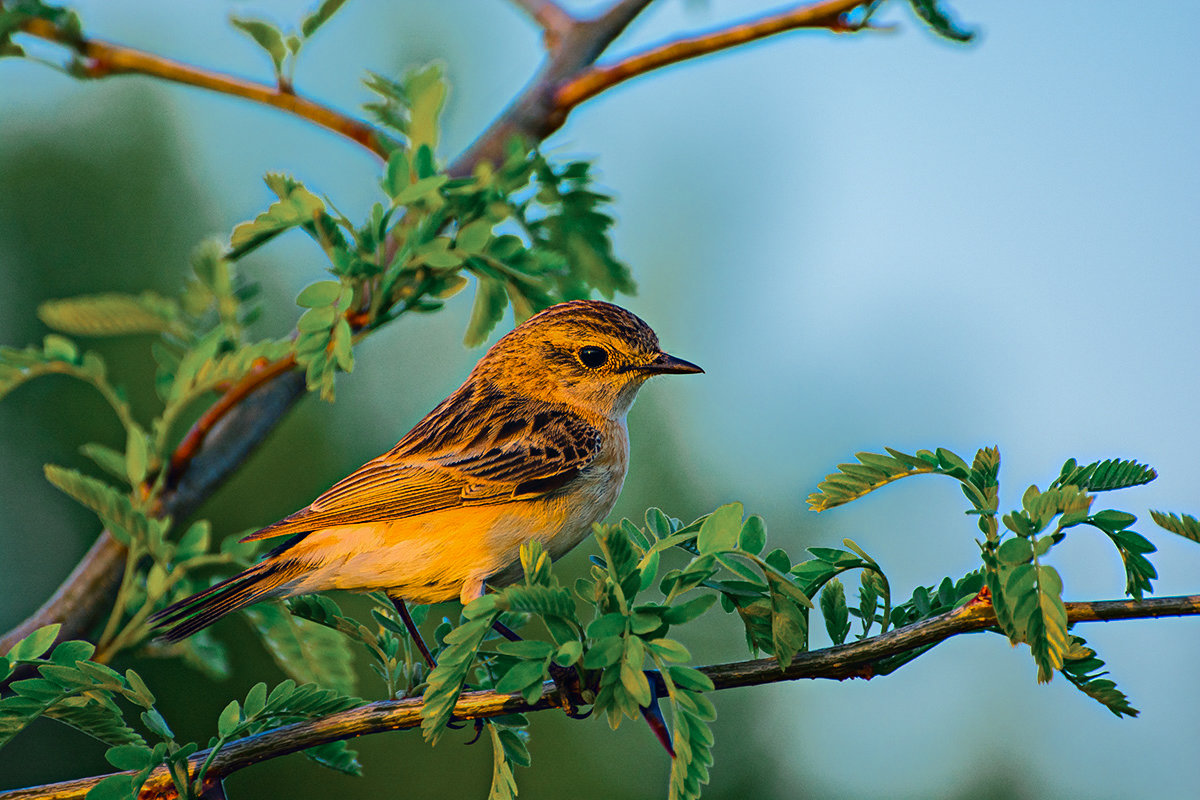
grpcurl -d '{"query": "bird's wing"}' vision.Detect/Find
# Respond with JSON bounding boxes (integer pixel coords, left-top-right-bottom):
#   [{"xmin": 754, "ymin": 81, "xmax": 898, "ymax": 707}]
[{"xmin": 241, "ymin": 395, "xmax": 601, "ymax": 542}]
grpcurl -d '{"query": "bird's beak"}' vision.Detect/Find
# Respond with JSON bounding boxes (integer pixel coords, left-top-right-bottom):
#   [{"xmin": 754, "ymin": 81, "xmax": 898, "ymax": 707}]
[{"xmin": 641, "ymin": 351, "xmax": 704, "ymax": 375}]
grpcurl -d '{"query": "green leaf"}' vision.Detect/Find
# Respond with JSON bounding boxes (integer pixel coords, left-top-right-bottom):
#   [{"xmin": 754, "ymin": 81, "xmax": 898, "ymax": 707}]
[
  {"xmin": 1060, "ymin": 636, "xmax": 1138, "ymax": 718},
  {"xmin": 422, "ymin": 616, "xmax": 495, "ymax": 743},
  {"xmin": 456, "ymin": 218, "xmax": 494, "ymax": 255},
  {"xmin": 86, "ymin": 774, "xmax": 140, "ymax": 800},
  {"xmin": 696, "ymin": 503, "xmax": 743, "ymax": 554},
  {"xmin": 404, "ymin": 62, "xmax": 446, "ymax": 154},
  {"xmin": 6, "ymin": 624, "xmax": 61, "ymax": 661},
  {"xmin": 139, "ymin": 708, "xmax": 173, "ymax": 741},
  {"xmin": 122, "ymin": 670, "xmax": 155, "ymax": 709},
  {"xmin": 464, "ymin": 275, "xmax": 508, "ymax": 347},
  {"xmin": 493, "ymin": 640, "xmax": 555, "ymax": 660},
  {"xmin": 217, "ymin": 700, "xmax": 241, "ymax": 737},
  {"xmin": 242, "ymin": 682, "xmax": 268, "ymax": 719},
  {"xmin": 495, "ymin": 660, "xmax": 547, "ymax": 694},
  {"xmin": 769, "ymin": 590, "xmax": 806, "ymax": 667},
  {"xmin": 303, "ymin": 739, "xmax": 362, "ymax": 776},
  {"xmin": 80, "ymin": 443, "xmax": 130, "ymax": 484},
  {"xmin": 1150, "ymin": 510, "xmax": 1200, "ymax": 544},
  {"xmin": 487, "ymin": 723, "xmax": 520, "ymax": 800},
  {"xmin": 808, "ymin": 448, "xmax": 940, "ymax": 511},
  {"xmin": 43, "ymin": 465, "xmax": 151, "ymax": 545},
  {"xmin": 296, "ymin": 281, "xmax": 343, "ymax": 308},
  {"xmin": 104, "ymin": 743, "xmax": 155, "ymax": 771},
  {"xmin": 582, "ymin": 636, "xmax": 624, "ymax": 669},
  {"xmin": 1053, "ymin": 458, "xmax": 1157, "ymax": 492},
  {"xmin": 394, "ymin": 174, "xmax": 448, "ymax": 205},
  {"xmin": 662, "ymin": 594, "xmax": 717, "ymax": 626},
  {"xmin": 1089, "ymin": 509, "xmax": 1137, "ymax": 532},
  {"xmin": 737, "ymin": 515, "xmax": 766, "ymax": 555},
  {"xmin": 230, "ymin": 15, "xmax": 287, "ymax": 73},
  {"xmin": 819, "ymin": 578, "xmax": 850, "ymax": 645},
  {"xmin": 124, "ymin": 425, "xmax": 149, "ymax": 486},
  {"xmin": 382, "ymin": 149, "xmax": 411, "ymax": 197},
  {"xmin": 243, "ymin": 604, "xmax": 357, "ymax": 696},
  {"xmin": 646, "ymin": 638, "xmax": 691, "ymax": 663},
  {"xmin": 38, "ymin": 292, "xmax": 181, "ymax": 337},
  {"xmin": 301, "ymin": 0, "xmax": 349, "ymax": 38},
  {"xmin": 906, "ymin": 0, "xmax": 975, "ymax": 42},
  {"xmin": 230, "ymin": 175, "xmax": 325, "ymax": 254}
]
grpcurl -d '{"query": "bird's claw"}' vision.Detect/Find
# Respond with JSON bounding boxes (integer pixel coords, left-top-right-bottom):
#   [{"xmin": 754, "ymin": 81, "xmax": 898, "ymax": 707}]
[
  {"xmin": 548, "ymin": 662, "xmax": 591, "ymax": 719},
  {"xmin": 463, "ymin": 717, "xmax": 485, "ymax": 745}
]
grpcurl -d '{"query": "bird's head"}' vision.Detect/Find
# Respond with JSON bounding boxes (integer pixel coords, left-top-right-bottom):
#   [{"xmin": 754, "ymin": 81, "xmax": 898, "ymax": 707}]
[{"xmin": 475, "ymin": 300, "xmax": 702, "ymax": 418}]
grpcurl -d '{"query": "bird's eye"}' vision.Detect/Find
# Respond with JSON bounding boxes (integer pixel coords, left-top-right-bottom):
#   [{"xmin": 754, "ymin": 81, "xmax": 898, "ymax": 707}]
[{"xmin": 577, "ymin": 345, "xmax": 609, "ymax": 369}]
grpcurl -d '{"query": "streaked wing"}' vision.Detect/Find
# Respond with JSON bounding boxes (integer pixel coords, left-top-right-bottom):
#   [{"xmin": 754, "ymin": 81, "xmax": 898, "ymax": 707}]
[
  {"xmin": 242, "ymin": 382, "xmax": 600, "ymax": 542},
  {"xmin": 240, "ymin": 461, "xmax": 472, "ymax": 541}
]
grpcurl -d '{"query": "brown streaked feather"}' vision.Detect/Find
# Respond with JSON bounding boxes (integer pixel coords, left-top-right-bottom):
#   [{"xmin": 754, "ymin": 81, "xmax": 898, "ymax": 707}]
[
  {"xmin": 150, "ymin": 559, "xmax": 306, "ymax": 641},
  {"xmin": 240, "ymin": 382, "xmax": 601, "ymax": 543}
]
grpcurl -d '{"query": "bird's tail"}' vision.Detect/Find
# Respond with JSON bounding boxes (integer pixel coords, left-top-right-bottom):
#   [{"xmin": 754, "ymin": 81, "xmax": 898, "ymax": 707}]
[{"xmin": 150, "ymin": 559, "xmax": 300, "ymax": 642}]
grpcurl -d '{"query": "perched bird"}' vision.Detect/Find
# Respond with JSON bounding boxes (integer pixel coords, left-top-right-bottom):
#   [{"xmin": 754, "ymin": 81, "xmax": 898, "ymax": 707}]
[{"xmin": 152, "ymin": 300, "xmax": 701, "ymax": 644}]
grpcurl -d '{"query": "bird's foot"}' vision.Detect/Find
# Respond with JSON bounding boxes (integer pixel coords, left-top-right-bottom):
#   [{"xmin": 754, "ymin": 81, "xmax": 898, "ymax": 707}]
[{"xmin": 548, "ymin": 662, "xmax": 592, "ymax": 719}]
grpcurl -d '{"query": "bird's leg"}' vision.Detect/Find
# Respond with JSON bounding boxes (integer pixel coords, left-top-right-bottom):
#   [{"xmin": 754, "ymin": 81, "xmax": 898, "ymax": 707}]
[
  {"xmin": 390, "ymin": 596, "xmax": 474, "ymax": 732},
  {"xmin": 390, "ymin": 595, "xmax": 437, "ymax": 669}
]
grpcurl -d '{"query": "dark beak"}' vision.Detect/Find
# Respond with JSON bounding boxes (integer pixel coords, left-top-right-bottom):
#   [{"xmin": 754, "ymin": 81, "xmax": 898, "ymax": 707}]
[{"xmin": 641, "ymin": 351, "xmax": 704, "ymax": 375}]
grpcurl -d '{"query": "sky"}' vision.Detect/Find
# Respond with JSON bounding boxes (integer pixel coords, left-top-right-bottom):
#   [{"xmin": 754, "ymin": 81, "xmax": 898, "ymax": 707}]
[{"xmin": 2, "ymin": 1, "xmax": 1199, "ymax": 797}]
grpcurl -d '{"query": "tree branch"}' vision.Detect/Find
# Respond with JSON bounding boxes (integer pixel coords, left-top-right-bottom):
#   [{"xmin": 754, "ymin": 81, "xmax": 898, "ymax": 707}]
[
  {"xmin": 555, "ymin": 0, "xmax": 872, "ymax": 111},
  {"xmin": 4, "ymin": 594, "xmax": 1197, "ymax": 800},
  {"xmin": 15, "ymin": 18, "xmax": 391, "ymax": 160},
  {"xmin": 507, "ymin": 0, "xmax": 576, "ymax": 49}
]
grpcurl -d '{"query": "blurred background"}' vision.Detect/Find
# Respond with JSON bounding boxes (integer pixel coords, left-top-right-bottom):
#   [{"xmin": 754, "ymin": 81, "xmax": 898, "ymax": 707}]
[{"xmin": 2, "ymin": 1, "xmax": 1198, "ymax": 797}]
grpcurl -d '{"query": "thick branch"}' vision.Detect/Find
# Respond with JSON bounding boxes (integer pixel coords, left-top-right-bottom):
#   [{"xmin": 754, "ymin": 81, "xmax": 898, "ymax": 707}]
[
  {"xmin": 556, "ymin": 0, "xmax": 871, "ymax": 110},
  {"xmin": 450, "ymin": 0, "xmax": 657, "ymax": 174},
  {"xmin": 5, "ymin": 594, "xmax": 1197, "ymax": 800},
  {"xmin": 16, "ymin": 18, "xmax": 390, "ymax": 160}
]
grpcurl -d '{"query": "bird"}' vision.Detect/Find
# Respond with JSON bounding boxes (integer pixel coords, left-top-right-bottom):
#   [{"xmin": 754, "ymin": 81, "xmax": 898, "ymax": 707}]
[{"xmin": 151, "ymin": 300, "xmax": 702, "ymax": 648}]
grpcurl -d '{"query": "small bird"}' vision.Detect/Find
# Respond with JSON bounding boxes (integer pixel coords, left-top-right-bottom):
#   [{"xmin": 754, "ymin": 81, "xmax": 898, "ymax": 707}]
[{"xmin": 152, "ymin": 300, "xmax": 701, "ymax": 644}]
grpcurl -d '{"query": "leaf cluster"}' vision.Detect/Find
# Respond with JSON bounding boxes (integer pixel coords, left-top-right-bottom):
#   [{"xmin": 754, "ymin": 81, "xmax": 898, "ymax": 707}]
[
  {"xmin": 809, "ymin": 445, "xmax": 1198, "ymax": 714},
  {"xmin": 229, "ymin": 0, "xmax": 350, "ymax": 90},
  {"xmin": 416, "ymin": 506, "xmax": 821, "ymax": 800}
]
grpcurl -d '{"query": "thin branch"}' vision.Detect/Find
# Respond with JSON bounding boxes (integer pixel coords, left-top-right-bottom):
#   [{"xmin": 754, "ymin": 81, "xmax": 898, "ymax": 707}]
[
  {"xmin": 5, "ymin": 594, "xmax": 1198, "ymax": 800},
  {"xmin": 166, "ymin": 354, "xmax": 297, "ymax": 484},
  {"xmin": 508, "ymin": 0, "xmax": 576, "ymax": 48},
  {"xmin": 16, "ymin": 18, "xmax": 391, "ymax": 160},
  {"xmin": 556, "ymin": 0, "xmax": 872, "ymax": 111}
]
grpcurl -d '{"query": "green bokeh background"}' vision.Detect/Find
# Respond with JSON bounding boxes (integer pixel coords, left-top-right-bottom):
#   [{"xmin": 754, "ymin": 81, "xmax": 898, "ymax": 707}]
[{"xmin": 2, "ymin": 1, "xmax": 1199, "ymax": 797}]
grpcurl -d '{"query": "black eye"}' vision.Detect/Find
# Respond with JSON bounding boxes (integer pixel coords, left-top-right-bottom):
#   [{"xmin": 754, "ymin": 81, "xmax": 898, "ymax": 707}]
[{"xmin": 577, "ymin": 346, "xmax": 609, "ymax": 369}]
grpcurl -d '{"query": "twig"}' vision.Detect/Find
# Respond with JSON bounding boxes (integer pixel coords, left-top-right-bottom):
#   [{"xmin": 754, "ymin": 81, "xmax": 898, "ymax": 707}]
[
  {"xmin": 556, "ymin": 0, "xmax": 872, "ymax": 111},
  {"xmin": 16, "ymin": 18, "xmax": 390, "ymax": 160},
  {"xmin": 4, "ymin": 594, "xmax": 1197, "ymax": 800},
  {"xmin": 508, "ymin": 0, "xmax": 576, "ymax": 48},
  {"xmin": 450, "ymin": 0, "xmax": 658, "ymax": 174}
]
